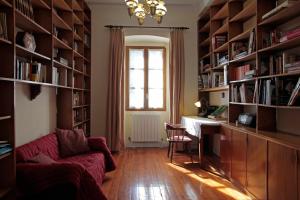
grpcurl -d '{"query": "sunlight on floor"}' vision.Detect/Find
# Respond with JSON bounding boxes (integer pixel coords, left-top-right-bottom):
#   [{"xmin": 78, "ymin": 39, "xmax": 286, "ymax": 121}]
[{"xmin": 167, "ymin": 163, "xmax": 251, "ymax": 200}]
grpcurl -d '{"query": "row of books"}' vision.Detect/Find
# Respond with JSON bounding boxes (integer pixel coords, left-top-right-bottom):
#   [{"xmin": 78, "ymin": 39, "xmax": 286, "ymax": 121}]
[
  {"xmin": 0, "ymin": 12, "xmax": 8, "ymax": 40},
  {"xmin": 16, "ymin": 0, "xmax": 34, "ymax": 20},
  {"xmin": 230, "ymin": 64, "xmax": 255, "ymax": 81},
  {"xmin": 52, "ymin": 67, "xmax": 68, "ymax": 86},
  {"xmin": 214, "ymin": 52, "xmax": 228, "ymax": 67},
  {"xmin": 83, "ymin": 108, "xmax": 89, "ymax": 119},
  {"xmin": 84, "ymin": 34, "xmax": 90, "ymax": 48},
  {"xmin": 73, "ymin": 92, "xmax": 81, "ymax": 106},
  {"xmin": 259, "ymin": 79, "xmax": 276, "ymax": 105},
  {"xmin": 231, "ymin": 82, "xmax": 256, "ymax": 103},
  {"xmin": 74, "ymin": 109, "xmax": 82, "ymax": 123},
  {"xmin": 262, "ymin": 0, "xmax": 297, "ymax": 21},
  {"xmin": 212, "ymin": 35, "xmax": 227, "ymax": 50},
  {"xmin": 16, "ymin": 59, "xmax": 47, "ymax": 82},
  {"xmin": 0, "ymin": 142, "xmax": 12, "ymax": 157},
  {"xmin": 288, "ymin": 77, "xmax": 300, "ymax": 106},
  {"xmin": 200, "ymin": 60, "xmax": 210, "ymax": 73},
  {"xmin": 54, "ymin": 48, "xmax": 69, "ymax": 66},
  {"xmin": 212, "ymin": 72, "xmax": 225, "ymax": 87}
]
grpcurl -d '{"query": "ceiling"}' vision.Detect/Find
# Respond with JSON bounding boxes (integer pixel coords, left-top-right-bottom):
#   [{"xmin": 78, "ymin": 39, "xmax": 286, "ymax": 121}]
[{"xmin": 86, "ymin": 0, "xmax": 199, "ymax": 5}]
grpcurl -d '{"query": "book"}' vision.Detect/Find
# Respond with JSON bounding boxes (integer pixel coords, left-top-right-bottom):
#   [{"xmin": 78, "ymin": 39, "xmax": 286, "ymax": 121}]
[
  {"xmin": 262, "ymin": 0, "xmax": 297, "ymax": 20},
  {"xmin": 0, "ymin": 12, "xmax": 8, "ymax": 40},
  {"xmin": 248, "ymin": 28, "xmax": 256, "ymax": 54},
  {"xmin": 288, "ymin": 77, "xmax": 300, "ymax": 106},
  {"xmin": 0, "ymin": 146, "xmax": 12, "ymax": 156},
  {"xmin": 280, "ymin": 27, "xmax": 300, "ymax": 43}
]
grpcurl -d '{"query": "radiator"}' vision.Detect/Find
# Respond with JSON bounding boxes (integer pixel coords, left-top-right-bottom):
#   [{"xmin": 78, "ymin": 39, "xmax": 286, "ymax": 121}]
[{"xmin": 131, "ymin": 114, "xmax": 161, "ymax": 142}]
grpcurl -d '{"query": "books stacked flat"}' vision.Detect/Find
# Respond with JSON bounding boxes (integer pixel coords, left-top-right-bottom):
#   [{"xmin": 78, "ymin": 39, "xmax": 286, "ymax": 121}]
[
  {"xmin": 0, "ymin": 141, "xmax": 12, "ymax": 156},
  {"xmin": 212, "ymin": 35, "xmax": 227, "ymax": 50},
  {"xmin": 0, "ymin": 12, "xmax": 8, "ymax": 40}
]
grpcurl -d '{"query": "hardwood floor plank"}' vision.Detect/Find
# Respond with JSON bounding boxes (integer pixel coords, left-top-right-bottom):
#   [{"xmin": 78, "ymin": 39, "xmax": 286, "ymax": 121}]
[{"xmin": 102, "ymin": 148, "xmax": 251, "ymax": 200}]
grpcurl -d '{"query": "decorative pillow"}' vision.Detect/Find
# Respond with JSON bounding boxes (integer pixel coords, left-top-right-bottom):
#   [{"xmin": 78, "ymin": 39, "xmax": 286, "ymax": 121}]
[
  {"xmin": 28, "ymin": 152, "xmax": 56, "ymax": 164},
  {"xmin": 56, "ymin": 129, "xmax": 90, "ymax": 157}
]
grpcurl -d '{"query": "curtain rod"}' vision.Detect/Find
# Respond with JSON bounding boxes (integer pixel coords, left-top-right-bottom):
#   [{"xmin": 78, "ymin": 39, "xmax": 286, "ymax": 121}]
[{"xmin": 104, "ymin": 25, "xmax": 189, "ymax": 30}]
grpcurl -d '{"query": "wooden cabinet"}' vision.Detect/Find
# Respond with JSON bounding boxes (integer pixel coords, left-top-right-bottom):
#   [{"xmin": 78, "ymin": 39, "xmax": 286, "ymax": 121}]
[
  {"xmin": 220, "ymin": 125, "xmax": 231, "ymax": 178},
  {"xmin": 246, "ymin": 135, "xmax": 267, "ymax": 200},
  {"xmin": 268, "ymin": 142, "xmax": 297, "ymax": 200},
  {"xmin": 231, "ymin": 129, "xmax": 247, "ymax": 187}
]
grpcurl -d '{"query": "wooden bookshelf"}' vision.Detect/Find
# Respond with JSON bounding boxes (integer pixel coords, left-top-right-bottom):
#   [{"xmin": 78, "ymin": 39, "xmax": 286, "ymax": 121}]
[
  {"xmin": 0, "ymin": 0, "xmax": 92, "ymax": 196},
  {"xmin": 198, "ymin": 0, "xmax": 300, "ymax": 199}
]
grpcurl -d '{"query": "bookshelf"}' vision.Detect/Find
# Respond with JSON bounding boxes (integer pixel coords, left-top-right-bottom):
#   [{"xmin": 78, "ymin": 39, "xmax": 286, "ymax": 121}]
[
  {"xmin": 198, "ymin": 0, "xmax": 300, "ymax": 199},
  {"xmin": 0, "ymin": 0, "xmax": 91, "ymax": 198}
]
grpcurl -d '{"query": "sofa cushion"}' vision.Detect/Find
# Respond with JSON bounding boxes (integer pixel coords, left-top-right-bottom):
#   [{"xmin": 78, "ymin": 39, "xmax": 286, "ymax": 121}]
[
  {"xmin": 59, "ymin": 152, "xmax": 106, "ymax": 185},
  {"xmin": 56, "ymin": 129, "xmax": 90, "ymax": 158},
  {"xmin": 16, "ymin": 133, "xmax": 60, "ymax": 162},
  {"xmin": 28, "ymin": 152, "xmax": 57, "ymax": 164}
]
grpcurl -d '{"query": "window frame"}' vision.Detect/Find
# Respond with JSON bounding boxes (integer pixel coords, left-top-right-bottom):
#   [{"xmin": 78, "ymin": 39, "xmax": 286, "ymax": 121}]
[{"xmin": 126, "ymin": 46, "xmax": 166, "ymax": 111}]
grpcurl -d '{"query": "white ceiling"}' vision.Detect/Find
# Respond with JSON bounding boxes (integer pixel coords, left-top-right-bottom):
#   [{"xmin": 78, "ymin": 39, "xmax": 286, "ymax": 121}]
[{"xmin": 86, "ymin": 0, "xmax": 199, "ymax": 5}]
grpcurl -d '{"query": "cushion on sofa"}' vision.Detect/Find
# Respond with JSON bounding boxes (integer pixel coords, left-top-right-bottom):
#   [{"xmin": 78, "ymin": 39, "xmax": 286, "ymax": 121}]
[
  {"xmin": 28, "ymin": 152, "xmax": 57, "ymax": 164},
  {"xmin": 16, "ymin": 133, "xmax": 60, "ymax": 162},
  {"xmin": 60, "ymin": 152, "xmax": 106, "ymax": 184},
  {"xmin": 56, "ymin": 129, "xmax": 90, "ymax": 157}
]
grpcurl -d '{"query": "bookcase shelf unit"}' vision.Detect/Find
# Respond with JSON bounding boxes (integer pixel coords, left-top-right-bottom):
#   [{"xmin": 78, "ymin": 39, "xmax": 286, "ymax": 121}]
[
  {"xmin": 0, "ymin": 0, "xmax": 91, "ymax": 198},
  {"xmin": 198, "ymin": 0, "xmax": 300, "ymax": 154}
]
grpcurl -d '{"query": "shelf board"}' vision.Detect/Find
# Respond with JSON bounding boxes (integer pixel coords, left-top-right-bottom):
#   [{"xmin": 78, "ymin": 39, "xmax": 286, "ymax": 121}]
[
  {"xmin": 53, "ymin": 36, "xmax": 72, "ymax": 50},
  {"xmin": 53, "ymin": 11, "xmax": 72, "ymax": 31},
  {"xmin": 230, "ymin": 102, "xmax": 256, "ymax": 106},
  {"xmin": 258, "ymin": 36, "xmax": 300, "ymax": 53},
  {"xmin": 199, "ymin": 37, "xmax": 210, "ymax": 47},
  {"xmin": 230, "ymin": 27, "xmax": 254, "ymax": 42},
  {"xmin": 211, "ymin": 0, "xmax": 227, "ymax": 6},
  {"xmin": 74, "ymin": 69, "xmax": 84, "ymax": 75},
  {"xmin": 230, "ymin": 0, "xmax": 256, "ymax": 22},
  {"xmin": 53, "ymin": 0, "xmax": 72, "ymax": 11},
  {"xmin": 213, "ymin": 42, "xmax": 228, "ymax": 53},
  {"xmin": 0, "ymin": 115, "xmax": 11, "ymax": 121},
  {"xmin": 0, "ymin": 187, "xmax": 12, "ymax": 199},
  {"xmin": 73, "ymin": 13, "xmax": 83, "ymax": 25},
  {"xmin": 199, "ymin": 21, "xmax": 210, "ymax": 33},
  {"xmin": 73, "ymin": 0, "xmax": 83, "ymax": 11},
  {"xmin": 53, "ymin": 60, "xmax": 72, "ymax": 70},
  {"xmin": 73, "ymin": 104, "xmax": 89, "ymax": 109},
  {"xmin": 258, "ymin": 104, "xmax": 300, "ymax": 110},
  {"xmin": 16, "ymin": 45, "xmax": 51, "ymax": 61},
  {"xmin": 212, "ymin": 2, "xmax": 228, "ymax": 21},
  {"xmin": 230, "ymin": 52, "xmax": 256, "ymax": 63},
  {"xmin": 199, "ymin": 85, "xmax": 229, "ymax": 92},
  {"xmin": 0, "ymin": 37, "xmax": 12, "ymax": 45},
  {"xmin": 15, "ymin": 79, "xmax": 72, "ymax": 90},
  {"xmin": 212, "ymin": 62, "xmax": 228, "ymax": 70},
  {"xmin": 84, "ymin": 26, "xmax": 91, "ymax": 34},
  {"xmin": 0, "ymin": 152, "xmax": 12, "ymax": 161},
  {"xmin": 0, "ymin": 0, "xmax": 12, "ymax": 7},
  {"xmin": 74, "ymin": 33, "xmax": 83, "ymax": 41},
  {"xmin": 230, "ymin": 77, "xmax": 256, "ymax": 84},
  {"xmin": 74, "ymin": 50, "xmax": 84, "ymax": 58},
  {"xmin": 259, "ymin": 1, "xmax": 300, "ymax": 26},
  {"xmin": 258, "ymin": 72, "xmax": 300, "ymax": 79},
  {"xmin": 200, "ymin": 52, "xmax": 211, "ymax": 60},
  {"xmin": 31, "ymin": 0, "xmax": 51, "ymax": 10},
  {"xmin": 15, "ymin": 10, "xmax": 51, "ymax": 34},
  {"xmin": 0, "ymin": 77, "xmax": 14, "ymax": 82},
  {"xmin": 213, "ymin": 22, "xmax": 228, "ymax": 36}
]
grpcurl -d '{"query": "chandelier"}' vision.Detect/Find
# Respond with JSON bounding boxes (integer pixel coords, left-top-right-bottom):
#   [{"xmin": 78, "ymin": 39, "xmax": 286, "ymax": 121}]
[{"xmin": 125, "ymin": 0, "xmax": 167, "ymax": 25}]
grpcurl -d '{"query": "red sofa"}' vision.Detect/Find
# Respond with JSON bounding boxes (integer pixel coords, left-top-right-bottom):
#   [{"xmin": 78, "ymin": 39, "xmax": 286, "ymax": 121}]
[{"xmin": 16, "ymin": 133, "xmax": 116, "ymax": 200}]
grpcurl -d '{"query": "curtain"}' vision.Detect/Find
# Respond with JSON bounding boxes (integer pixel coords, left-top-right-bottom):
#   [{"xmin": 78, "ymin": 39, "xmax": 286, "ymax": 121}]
[
  {"xmin": 106, "ymin": 28, "xmax": 125, "ymax": 152},
  {"xmin": 169, "ymin": 29, "xmax": 185, "ymax": 124}
]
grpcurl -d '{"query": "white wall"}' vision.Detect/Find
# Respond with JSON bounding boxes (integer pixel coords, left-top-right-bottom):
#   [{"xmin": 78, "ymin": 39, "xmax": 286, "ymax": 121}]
[
  {"xmin": 89, "ymin": 3, "xmax": 199, "ymax": 136},
  {"xmin": 15, "ymin": 84, "xmax": 57, "ymax": 146}
]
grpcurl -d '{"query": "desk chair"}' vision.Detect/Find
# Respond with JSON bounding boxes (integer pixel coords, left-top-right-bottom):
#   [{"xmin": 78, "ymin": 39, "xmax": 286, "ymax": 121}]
[{"xmin": 164, "ymin": 122, "xmax": 193, "ymax": 163}]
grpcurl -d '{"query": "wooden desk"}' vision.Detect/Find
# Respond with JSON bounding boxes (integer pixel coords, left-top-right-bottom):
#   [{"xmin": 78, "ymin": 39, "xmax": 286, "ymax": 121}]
[{"xmin": 181, "ymin": 116, "xmax": 225, "ymax": 165}]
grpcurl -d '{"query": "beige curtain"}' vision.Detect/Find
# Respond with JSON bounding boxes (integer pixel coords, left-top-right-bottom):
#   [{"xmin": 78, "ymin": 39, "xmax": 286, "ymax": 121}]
[
  {"xmin": 169, "ymin": 29, "xmax": 185, "ymax": 124},
  {"xmin": 106, "ymin": 28, "xmax": 125, "ymax": 152}
]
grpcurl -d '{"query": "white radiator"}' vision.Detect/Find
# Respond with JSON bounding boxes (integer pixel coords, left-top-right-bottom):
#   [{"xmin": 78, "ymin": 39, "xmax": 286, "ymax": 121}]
[{"xmin": 131, "ymin": 114, "xmax": 161, "ymax": 142}]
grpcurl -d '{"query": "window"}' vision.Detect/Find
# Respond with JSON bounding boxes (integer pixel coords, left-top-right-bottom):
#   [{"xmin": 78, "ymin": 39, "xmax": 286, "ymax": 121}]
[{"xmin": 126, "ymin": 46, "xmax": 166, "ymax": 111}]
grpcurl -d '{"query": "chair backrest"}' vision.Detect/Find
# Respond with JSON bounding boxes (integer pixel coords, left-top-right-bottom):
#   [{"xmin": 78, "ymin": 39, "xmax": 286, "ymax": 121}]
[{"xmin": 164, "ymin": 122, "xmax": 186, "ymax": 141}]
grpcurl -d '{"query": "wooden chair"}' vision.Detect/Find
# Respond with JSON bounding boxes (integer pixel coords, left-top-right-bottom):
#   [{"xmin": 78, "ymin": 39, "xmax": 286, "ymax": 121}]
[{"xmin": 164, "ymin": 122, "xmax": 193, "ymax": 163}]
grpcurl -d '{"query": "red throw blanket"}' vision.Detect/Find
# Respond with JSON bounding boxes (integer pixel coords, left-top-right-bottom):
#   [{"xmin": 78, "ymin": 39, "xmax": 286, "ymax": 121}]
[{"xmin": 17, "ymin": 136, "xmax": 116, "ymax": 200}]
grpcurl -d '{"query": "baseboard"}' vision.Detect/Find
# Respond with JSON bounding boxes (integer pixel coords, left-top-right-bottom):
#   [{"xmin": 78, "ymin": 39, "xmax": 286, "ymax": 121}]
[{"xmin": 126, "ymin": 142, "xmax": 169, "ymax": 148}]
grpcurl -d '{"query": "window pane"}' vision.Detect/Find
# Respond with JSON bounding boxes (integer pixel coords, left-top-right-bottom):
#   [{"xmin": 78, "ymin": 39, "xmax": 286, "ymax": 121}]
[
  {"xmin": 129, "ymin": 49, "xmax": 144, "ymax": 69},
  {"xmin": 148, "ymin": 69, "xmax": 163, "ymax": 89},
  {"xmin": 148, "ymin": 49, "xmax": 163, "ymax": 69},
  {"xmin": 148, "ymin": 89, "xmax": 163, "ymax": 108},
  {"xmin": 129, "ymin": 69, "xmax": 144, "ymax": 89},
  {"xmin": 129, "ymin": 88, "xmax": 144, "ymax": 109}
]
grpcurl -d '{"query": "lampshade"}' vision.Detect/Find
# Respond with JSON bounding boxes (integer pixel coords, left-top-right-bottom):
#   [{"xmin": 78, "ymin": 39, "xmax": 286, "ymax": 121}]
[
  {"xmin": 135, "ymin": 3, "xmax": 146, "ymax": 25},
  {"xmin": 146, "ymin": 0, "xmax": 159, "ymax": 15},
  {"xmin": 125, "ymin": 0, "xmax": 138, "ymax": 8},
  {"xmin": 194, "ymin": 101, "xmax": 201, "ymax": 108},
  {"xmin": 155, "ymin": 1, "xmax": 167, "ymax": 16}
]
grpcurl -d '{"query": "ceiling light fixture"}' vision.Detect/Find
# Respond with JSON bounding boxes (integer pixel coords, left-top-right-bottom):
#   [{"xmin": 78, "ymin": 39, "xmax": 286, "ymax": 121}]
[{"xmin": 124, "ymin": 0, "xmax": 167, "ymax": 25}]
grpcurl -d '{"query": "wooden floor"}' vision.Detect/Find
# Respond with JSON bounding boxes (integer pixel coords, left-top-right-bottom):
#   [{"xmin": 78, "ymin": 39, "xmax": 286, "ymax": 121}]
[{"xmin": 102, "ymin": 148, "xmax": 251, "ymax": 200}]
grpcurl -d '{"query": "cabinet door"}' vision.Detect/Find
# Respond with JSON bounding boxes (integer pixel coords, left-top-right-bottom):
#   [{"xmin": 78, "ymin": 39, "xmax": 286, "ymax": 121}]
[
  {"xmin": 247, "ymin": 135, "xmax": 267, "ymax": 200},
  {"xmin": 220, "ymin": 125, "xmax": 231, "ymax": 178},
  {"xmin": 268, "ymin": 142, "xmax": 297, "ymax": 200},
  {"xmin": 231, "ymin": 129, "xmax": 247, "ymax": 187}
]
